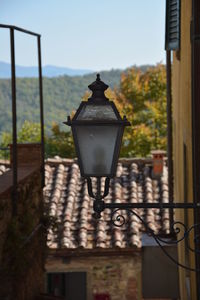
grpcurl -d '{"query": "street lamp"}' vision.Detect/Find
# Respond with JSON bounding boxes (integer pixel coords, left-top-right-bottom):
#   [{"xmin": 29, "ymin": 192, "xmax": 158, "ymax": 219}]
[
  {"xmin": 64, "ymin": 74, "xmax": 130, "ymax": 217},
  {"xmin": 64, "ymin": 74, "xmax": 200, "ymax": 271}
]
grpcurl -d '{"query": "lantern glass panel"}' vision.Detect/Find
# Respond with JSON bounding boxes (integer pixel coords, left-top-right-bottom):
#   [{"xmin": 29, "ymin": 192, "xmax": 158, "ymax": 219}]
[
  {"xmin": 74, "ymin": 125, "xmax": 120, "ymax": 176},
  {"xmin": 76, "ymin": 104, "xmax": 118, "ymax": 121}
]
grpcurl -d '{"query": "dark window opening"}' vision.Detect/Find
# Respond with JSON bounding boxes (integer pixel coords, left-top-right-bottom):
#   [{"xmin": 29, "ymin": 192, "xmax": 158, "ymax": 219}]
[{"xmin": 47, "ymin": 272, "xmax": 87, "ymax": 300}]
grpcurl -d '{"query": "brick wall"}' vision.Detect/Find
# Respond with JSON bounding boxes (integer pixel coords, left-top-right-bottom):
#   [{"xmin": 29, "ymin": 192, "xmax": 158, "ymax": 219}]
[
  {"xmin": 10, "ymin": 143, "xmax": 42, "ymax": 167},
  {"xmin": 46, "ymin": 254, "xmax": 142, "ymax": 300},
  {"xmin": 0, "ymin": 144, "xmax": 46, "ymax": 300}
]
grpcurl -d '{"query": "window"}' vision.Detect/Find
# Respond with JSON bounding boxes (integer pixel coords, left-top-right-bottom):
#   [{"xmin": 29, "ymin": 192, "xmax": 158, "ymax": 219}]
[
  {"xmin": 47, "ymin": 273, "xmax": 65, "ymax": 297},
  {"xmin": 47, "ymin": 272, "xmax": 87, "ymax": 300},
  {"xmin": 165, "ymin": 0, "xmax": 180, "ymax": 50}
]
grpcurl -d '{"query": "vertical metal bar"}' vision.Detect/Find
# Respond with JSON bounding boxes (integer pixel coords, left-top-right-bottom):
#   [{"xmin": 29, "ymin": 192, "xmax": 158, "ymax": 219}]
[
  {"xmin": 96, "ymin": 177, "xmax": 101, "ymax": 200},
  {"xmin": 192, "ymin": 0, "xmax": 200, "ymax": 296},
  {"xmin": 166, "ymin": 50, "xmax": 174, "ymax": 229},
  {"xmin": 37, "ymin": 36, "xmax": 45, "ymax": 187},
  {"xmin": 10, "ymin": 28, "xmax": 17, "ymax": 216},
  {"xmin": 93, "ymin": 177, "xmax": 103, "ymax": 218}
]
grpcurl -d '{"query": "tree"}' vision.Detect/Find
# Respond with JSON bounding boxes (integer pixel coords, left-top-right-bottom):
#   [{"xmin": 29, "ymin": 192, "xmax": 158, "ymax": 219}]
[
  {"xmin": 113, "ymin": 64, "xmax": 167, "ymax": 157},
  {"xmin": 45, "ymin": 123, "xmax": 75, "ymax": 158},
  {"xmin": 0, "ymin": 120, "xmax": 75, "ymax": 159},
  {"xmin": 0, "ymin": 65, "xmax": 167, "ymax": 159},
  {"xmin": 58, "ymin": 64, "xmax": 167, "ymax": 158},
  {"xmin": 0, "ymin": 121, "xmax": 41, "ymax": 158}
]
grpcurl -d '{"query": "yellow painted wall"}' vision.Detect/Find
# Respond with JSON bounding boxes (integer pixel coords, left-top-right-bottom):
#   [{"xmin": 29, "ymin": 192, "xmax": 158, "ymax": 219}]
[{"xmin": 171, "ymin": 0, "xmax": 196, "ymax": 299}]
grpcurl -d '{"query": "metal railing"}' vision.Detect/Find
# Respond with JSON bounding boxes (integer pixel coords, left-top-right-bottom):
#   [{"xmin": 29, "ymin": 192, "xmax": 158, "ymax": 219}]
[{"xmin": 0, "ymin": 24, "xmax": 45, "ymax": 216}]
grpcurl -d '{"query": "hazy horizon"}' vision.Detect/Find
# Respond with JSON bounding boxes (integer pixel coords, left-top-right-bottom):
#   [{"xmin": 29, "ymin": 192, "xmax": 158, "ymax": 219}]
[
  {"xmin": 0, "ymin": 59, "xmax": 159, "ymax": 70},
  {"xmin": 0, "ymin": 60, "xmax": 160, "ymax": 78}
]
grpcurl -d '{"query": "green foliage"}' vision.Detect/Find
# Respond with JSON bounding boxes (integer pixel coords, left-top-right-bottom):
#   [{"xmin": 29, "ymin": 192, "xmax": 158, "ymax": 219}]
[
  {"xmin": 1, "ymin": 120, "xmax": 41, "ymax": 145},
  {"xmin": 44, "ymin": 64, "xmax": 167, "ymax": 158},
  {"xmin": 0, "ymin": 120, "xmax": 75, "ymax": 158},
  {"xmin": 18, "ymin": 120, "xmax": 41, "ymax": 142},
  {"xmin": 0, "ymin": 120, "xmax": 41, "ymax": 159},
  {"xmin": 114, "ymin": 64, "xmax": 167, "ymax": 157},
  {"xmin": 0, "ymin": 70, "xmax": 122, "ymax": 135},
  {"xmin": 0, "ymin": 65, "xmax": 167, "ymax": 159},
  {"xmin": 45, "ymin": 123, "xmax": 75, "ymax": 158}
]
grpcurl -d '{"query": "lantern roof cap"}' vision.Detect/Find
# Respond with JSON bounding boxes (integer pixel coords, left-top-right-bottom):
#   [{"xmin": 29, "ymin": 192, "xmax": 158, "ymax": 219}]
[{"xmin": 88, "ymin": 74, "xmax": 109, "ymax": 102}]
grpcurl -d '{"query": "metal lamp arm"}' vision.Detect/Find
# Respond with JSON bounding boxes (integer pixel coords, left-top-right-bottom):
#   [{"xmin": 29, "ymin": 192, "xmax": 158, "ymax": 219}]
[
  {"xmin": 87, "ymin": 177, "xmax": 110, "ymax": 200},
  {"xmin": 86, "ymin": 176, "xmax": 200, "ymax": 271}
]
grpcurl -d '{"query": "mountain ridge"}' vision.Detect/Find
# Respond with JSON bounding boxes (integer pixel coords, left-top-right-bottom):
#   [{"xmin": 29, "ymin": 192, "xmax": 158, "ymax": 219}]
[
  {"xmin": 0, "ymin": 64, "xmax": 153, "ymax": 135},
  {"xmin": 0, "ymin": 61, "xmax": 94, "ymax": 78},
  {"xmin": 0, "ymin": 69, "xmax": 122, "ymax": 134}
]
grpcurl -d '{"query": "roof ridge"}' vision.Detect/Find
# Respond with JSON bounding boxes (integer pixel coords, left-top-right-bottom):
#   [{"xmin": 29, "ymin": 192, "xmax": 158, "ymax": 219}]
[{"xmin": 45, "ymin": 157, "xmax": 163, "ymax": 166}]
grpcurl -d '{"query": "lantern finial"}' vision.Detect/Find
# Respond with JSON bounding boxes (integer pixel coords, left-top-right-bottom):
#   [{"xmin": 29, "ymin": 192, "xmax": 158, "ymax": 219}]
[
  {"xmin": 88, "ymin": 73, "xmax": 109, "ymax": 102},
  {"xmin": 96, "ymin": 73, "xmax": 101, "ymax": 81}
]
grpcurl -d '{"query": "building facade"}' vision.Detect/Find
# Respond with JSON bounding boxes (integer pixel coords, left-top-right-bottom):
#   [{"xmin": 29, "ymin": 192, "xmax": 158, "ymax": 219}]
[
  {"xmin": 167, "ymin": 0, "xmax": 200, "ymax": 298},
  {"xmin": 44, "ymin": 156, "xmax": 179, "ymax": 300}
]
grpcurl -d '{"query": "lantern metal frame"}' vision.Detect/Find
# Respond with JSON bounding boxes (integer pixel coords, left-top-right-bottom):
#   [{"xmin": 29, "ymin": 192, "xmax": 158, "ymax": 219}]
[
  {"xmin": 66, "ymin": 118, "xmax": 129, "ymax": 179},
  {"xmin": 64, "ymin": 74, "xmax": 130, "ymax": 178},
  {"xmin": 64, "ymin": 74, "xmax": 200, "ymax": 273}
]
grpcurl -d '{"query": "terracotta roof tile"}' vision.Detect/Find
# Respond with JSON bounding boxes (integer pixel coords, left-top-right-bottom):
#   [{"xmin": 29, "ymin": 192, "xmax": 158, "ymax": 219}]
[{"xmin": 44, "ymin": 157, "xmax": 170, "ymax": 250}]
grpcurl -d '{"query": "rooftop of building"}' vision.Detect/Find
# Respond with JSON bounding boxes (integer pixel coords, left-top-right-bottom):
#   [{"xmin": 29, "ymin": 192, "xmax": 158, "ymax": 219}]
[{"xmin": 44, "ymin": 156, "xmax": 169, "ymax": 251}]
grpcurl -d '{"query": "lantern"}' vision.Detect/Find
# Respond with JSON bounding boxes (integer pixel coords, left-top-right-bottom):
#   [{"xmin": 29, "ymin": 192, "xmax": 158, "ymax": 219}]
[{"xmin": 64, "ymin": 74, "xmax": 130, "ymax": 217}]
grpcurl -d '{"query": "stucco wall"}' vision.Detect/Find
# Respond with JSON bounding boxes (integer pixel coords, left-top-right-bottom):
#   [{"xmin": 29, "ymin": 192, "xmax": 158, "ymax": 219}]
[
  {"xmin": 171, "ymin": 0, "xmax": 196, "ymax": 298},
  {"xmin": 46, "ymin": 254, "xmax": 142, "ymax": 300}
]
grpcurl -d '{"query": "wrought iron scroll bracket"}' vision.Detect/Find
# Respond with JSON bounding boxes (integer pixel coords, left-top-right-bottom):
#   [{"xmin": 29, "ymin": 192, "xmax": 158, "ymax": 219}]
[
  {"xmin": 111, "ymin": 208, "xmax": 200, "ymax": 272},
  {"xmin": 87, "ymin": 177, "xmax": 110, "ymax": 218},
  {"xmin": 87, "ymin": 177, "xmax": 200, "ymax": 272}
]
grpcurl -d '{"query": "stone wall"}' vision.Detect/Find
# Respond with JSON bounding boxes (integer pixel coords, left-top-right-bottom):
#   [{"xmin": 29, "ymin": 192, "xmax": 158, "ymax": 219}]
[
  {"xmin": 46, "ymin": 253, "xmax": 142, "ymax": 300},
  {"xmin": 0, "ymin": 154, "xmax": 45, "ymax": 299}
]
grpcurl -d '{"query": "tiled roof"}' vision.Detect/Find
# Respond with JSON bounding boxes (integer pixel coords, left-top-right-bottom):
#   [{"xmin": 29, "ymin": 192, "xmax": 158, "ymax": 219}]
[{"xmin": 44, "ymin": 157, "xmax": 169, "ymax": 250}]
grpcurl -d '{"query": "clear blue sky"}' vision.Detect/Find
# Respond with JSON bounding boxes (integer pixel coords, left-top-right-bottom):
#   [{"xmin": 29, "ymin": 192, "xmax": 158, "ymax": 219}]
[{"xmin": 0, "ymin": 0, "xmax": 166, "ymax": 71}]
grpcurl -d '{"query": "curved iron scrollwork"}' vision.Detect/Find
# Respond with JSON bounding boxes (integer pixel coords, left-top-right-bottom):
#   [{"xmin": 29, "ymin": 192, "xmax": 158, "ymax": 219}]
[
  {"xmin": 87, "ymin": 177, "xmax": 200, "ymax": 272},
  {"xmin": 111, "ymin": 208, "xmax": 200, "ymax": 272}
]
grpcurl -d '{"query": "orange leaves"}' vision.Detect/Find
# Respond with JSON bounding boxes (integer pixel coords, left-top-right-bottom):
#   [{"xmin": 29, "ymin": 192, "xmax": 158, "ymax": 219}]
[{"xmin": 113, "ymin": 64, "xmax": 167, "ymax": 157}]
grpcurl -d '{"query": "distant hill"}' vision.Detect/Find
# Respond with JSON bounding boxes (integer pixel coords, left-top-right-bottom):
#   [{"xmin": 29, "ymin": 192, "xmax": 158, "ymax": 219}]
[
  {"xmin": 0, "ymin": 69, "xmax": 122, "ymax": 135},
  {"xmin": 0, "ymin": 61, "xmax": 94, "ymax": 78},
  {"xmin": 0, "ymin": 64, "xmax": 154, "ymax": 136}
]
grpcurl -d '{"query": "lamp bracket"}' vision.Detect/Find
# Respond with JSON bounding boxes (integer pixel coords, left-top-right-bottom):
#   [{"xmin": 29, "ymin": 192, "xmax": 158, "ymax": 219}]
[{"xmin": 87, "ymin": 176, "xmax": 200, "ymax": 272}]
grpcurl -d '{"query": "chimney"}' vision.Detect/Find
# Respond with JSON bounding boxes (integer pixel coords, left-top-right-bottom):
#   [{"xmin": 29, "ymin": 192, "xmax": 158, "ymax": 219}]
[
  {"xmin": 10, "ymin": 143, "xmax": 42, "ymax": 168},
  {"xmin": 151, "ymin": 150, "xmax": 166, "ymax": 178}
]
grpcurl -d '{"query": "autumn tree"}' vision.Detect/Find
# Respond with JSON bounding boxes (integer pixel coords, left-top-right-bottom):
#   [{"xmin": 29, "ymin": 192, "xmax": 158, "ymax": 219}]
[
  {"xmin": 113, "ymin": 64, "xmax": 167, "ymax": 157},
  {"xmin": 45, "ymin": 64, "xmax": 167, "ymax": 159},
  {"xmin": 0, "ymin": 65, "xmax": 167, "ymax": 159}
]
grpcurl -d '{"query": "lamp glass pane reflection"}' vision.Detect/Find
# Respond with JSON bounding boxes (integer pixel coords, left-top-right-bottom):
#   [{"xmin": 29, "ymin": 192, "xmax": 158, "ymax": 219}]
[
  {"xmin": 77, "ymin": 104, "xmax": 118, "ymax": 121},
  {"xmin": 74, "ymin": 125, "xmax": 120, "ymax": 176}
]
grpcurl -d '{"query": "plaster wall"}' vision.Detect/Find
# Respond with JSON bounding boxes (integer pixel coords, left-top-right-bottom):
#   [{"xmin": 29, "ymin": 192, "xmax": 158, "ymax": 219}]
[{"xmin": 171, "ymin": 0, "xmax": 196, "ymax": 298}]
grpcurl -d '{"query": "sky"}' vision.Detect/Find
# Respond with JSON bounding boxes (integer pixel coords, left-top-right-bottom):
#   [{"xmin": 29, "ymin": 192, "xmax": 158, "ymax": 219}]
[{"xmin": 0, "ymin": 0, "xmax": 166, "ymax": 71}]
